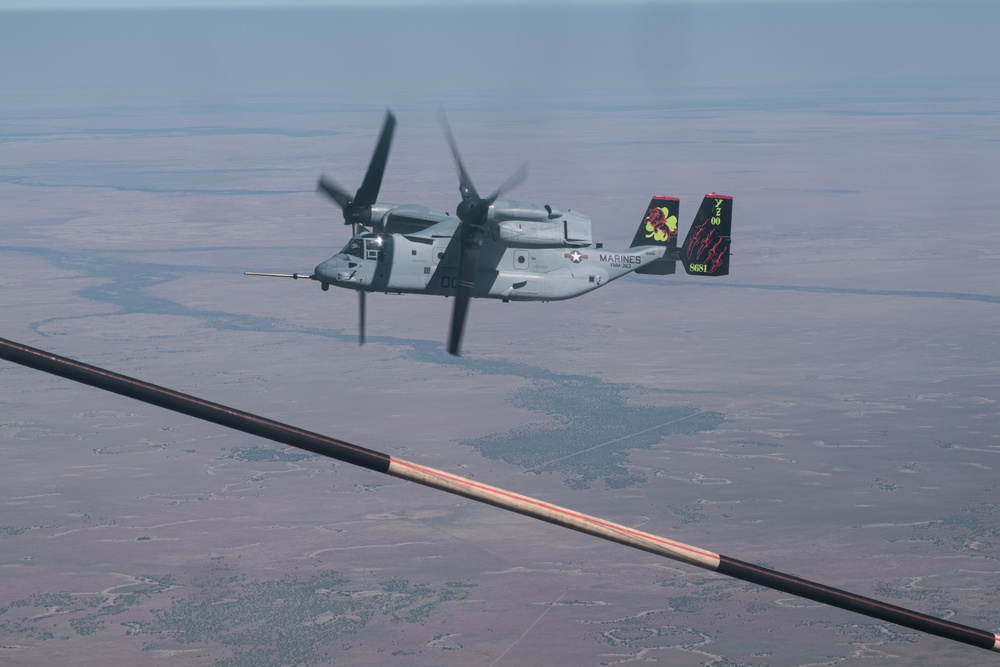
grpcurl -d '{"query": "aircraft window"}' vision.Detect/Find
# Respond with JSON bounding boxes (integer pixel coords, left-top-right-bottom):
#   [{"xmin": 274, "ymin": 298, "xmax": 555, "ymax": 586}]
[
  {"xmin": 364, "ymin": 237, "xmax": 383, "ymax": 261},
  {"xmin": 344, "ymin": 240, "xmax": 363, "ymax": 258}
]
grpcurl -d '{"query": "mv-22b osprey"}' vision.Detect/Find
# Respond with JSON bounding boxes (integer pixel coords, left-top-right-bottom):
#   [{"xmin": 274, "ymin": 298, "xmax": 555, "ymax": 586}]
[{"xmin": 247, "ymin": 112, "xmax": 733, "ymax": 355}]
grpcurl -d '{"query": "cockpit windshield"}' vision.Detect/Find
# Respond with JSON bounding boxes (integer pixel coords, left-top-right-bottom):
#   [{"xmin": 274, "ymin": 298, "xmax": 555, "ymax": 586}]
[
  {"xmin": 342, "ymin": 238, "xmax": 364, "ymax": 258},
  {"xmin": 340, "ymin": 234, "xmax": 383, "ymax": 261}
]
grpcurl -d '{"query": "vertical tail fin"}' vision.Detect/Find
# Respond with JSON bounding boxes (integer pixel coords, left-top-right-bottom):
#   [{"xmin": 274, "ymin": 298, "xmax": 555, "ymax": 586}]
[
  {"xmin": 681, "ymin": 194, "xmax": 732, "ymax": 276},
  {"xmin": 631, "ymin": 196, "xmax": 680, "ymax": 248},
  {"xmin": 632, "ymin": 196, "xmax": 679, "ymax": 275}
]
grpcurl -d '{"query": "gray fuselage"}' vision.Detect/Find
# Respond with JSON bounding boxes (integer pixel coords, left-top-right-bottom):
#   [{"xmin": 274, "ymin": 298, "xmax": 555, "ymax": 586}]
[{"xmin": 314, "ymin": 203, "xmax": 667, "ymax": 302}]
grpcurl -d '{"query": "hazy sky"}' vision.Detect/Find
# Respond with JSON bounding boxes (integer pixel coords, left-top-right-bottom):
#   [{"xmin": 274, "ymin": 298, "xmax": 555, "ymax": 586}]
[
  {"xmin": 1, "ymin": 1, "xmax": 998, "ymax": 104},
  {"xmin": 0, "ymin": 0, "xmax": 848, "ymax": 9},
  {"xmin": 0, "ymin": 0, "xmax": 796, "ymax": 9}
]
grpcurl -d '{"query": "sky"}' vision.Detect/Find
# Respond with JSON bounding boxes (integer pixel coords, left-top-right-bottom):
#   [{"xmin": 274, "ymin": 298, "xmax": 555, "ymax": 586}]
[
  {"xmin": 0, "ymin": 0, "xmax": 858, "ymax": 9},
  {"xmin": 1, "ymin": 1, "xmax": 998, "ymax": 104},
  {"xmin": 0, "ymin": 0, "xmax": 788, "ymax": 9}
]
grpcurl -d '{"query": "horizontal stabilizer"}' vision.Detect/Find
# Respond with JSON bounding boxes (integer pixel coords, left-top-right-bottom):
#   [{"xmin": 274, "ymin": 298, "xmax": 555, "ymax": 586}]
[{"xmin": 636, "ymin": 258, "xmax": 677, "ymax": 275}]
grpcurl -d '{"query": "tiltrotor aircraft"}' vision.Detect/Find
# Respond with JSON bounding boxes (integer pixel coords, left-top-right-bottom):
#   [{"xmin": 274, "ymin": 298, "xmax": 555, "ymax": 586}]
[{"xmin": 247, "ymin": 112, "xmax": 733, "ymax": 355}]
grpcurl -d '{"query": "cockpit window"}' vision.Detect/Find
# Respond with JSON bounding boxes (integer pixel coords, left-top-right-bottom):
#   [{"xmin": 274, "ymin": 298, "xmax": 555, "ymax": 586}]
[
  {"xmin": 343, "ymin": 239, "xmax": 364, "ymax": 258},
  {"xmin": 341, "ymin": 234, "xmax": 383, "ymax": 261}
]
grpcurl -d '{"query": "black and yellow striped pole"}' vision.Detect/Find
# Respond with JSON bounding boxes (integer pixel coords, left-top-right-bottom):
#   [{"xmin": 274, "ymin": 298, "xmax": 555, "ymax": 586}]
[{"xmin": 1, "ymin": 336, "xmax": 996, "ymax": 654}]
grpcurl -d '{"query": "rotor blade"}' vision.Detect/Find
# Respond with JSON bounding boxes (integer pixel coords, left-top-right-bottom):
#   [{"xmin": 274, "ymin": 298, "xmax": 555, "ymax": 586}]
[
  {"xmin": 485, "ymin": 162, "xmax": 528, "ymax": 206},
  {"xmin": 439, "ymin": 110, "xmax": 480, "ymax": 204},
  {"xmin": 358, "ymin": 290, "xmax": 366, "ymax": 346},
  {"xmin": 355, "ymin": 110, "xmax": 396, "ymax": 207},
  {"xmin": 447, "ymin": 282, "xmax": 471, "ymax": 357},
  {"xmin": 317, "ymin": 174, "xmax": 352, "ymax": 210},
  {"xmin": 447, "ymin": 228, "xmax": 481, "ymax": 356},
  {"xmin": 1, "ymin": 334, "xmax": 998, "ymax": 654}
]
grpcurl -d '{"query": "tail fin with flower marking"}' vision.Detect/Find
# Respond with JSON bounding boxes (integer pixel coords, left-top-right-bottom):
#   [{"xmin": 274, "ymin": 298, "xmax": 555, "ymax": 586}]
[{"xmin": 631, "ymin": 196, "xmax": 679, "ymax": 275}]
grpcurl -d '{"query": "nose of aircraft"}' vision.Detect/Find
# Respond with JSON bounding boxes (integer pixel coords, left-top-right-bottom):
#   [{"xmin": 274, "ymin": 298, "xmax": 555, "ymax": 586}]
[{"xmin": 315, "ymin": 256, "xmax": 362, "ymax": 284}]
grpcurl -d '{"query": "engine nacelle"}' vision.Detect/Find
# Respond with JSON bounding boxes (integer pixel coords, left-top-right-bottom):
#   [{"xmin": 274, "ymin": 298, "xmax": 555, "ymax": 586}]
[
  {"xmin": 495, "ymin": 219, "xmax": 564, "ymax": 246},
  {"xmin": 494, "ymin": 209, "xmax": 593, "ymax": 247},
  {"xmin": 373, "ymin": 204, "xmax": 449, "ymax": 234},
  {"xmin": 364, "ymin": 203, "xmax": 397, "ymax": 227},
  {"xmin": 487, "ymin": 200, "xmax": 553, "ymax": 223}
]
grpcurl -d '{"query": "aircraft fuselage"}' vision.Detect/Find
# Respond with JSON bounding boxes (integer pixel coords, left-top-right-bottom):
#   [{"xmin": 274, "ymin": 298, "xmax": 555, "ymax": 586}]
[{"xmin": 314, "ymin": 216, "xmax": 668, "ymax": 302}]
